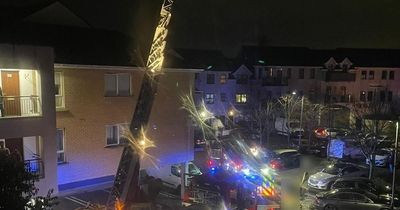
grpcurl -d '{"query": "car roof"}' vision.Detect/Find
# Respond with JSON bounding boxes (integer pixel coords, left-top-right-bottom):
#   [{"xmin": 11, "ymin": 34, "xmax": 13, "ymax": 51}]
[
  {"xmin": 273, "ymin": 149, "xmax": 298, "ymax": 155},
  {"xmin": 334, "ymin": 177, "xmax": 372, "ymax": 183},
  {"xmin": 325, "ymin": 188, "xmax": 378, "ymax": 199}
]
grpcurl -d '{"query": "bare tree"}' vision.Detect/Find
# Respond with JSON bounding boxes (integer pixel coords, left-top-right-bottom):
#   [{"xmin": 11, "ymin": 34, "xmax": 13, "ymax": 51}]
[
  {"xmin": 278, "ymin": 93, "xmax": 301, "ymax": 146},
  {"xmin": 350, "ymin": 94, "xmax": 399, "ymax": 179},
  {"xmin": 303, "ymin": 100, "xmax": 326, "ymax": 147},
  {"xmin": 248, "ymin": 100, "xmax": 276, "ymax": 147}
]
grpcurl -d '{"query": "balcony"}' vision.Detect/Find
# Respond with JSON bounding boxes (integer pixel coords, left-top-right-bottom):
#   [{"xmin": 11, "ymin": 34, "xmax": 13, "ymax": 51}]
[
  {"xmin": 0, "ymin": 95, "xmax": 41, "ymax": 118},
  {"xmin": 262, "ymin": 77, "xmax": 288, "ymax": 86},
  {"xmin": 24, "ymin": 158, "xmax": 44, "ymax": 179}
]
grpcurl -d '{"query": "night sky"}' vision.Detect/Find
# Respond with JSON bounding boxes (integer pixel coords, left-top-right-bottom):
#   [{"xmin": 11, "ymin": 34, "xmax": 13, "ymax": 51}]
[{"xmin": 3, "ymin": 0, "xmax": 400, "ymax": 56}]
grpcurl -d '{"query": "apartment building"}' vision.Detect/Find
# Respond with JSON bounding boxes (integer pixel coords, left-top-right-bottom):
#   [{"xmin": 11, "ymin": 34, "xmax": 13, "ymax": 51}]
[
  {"xmin": 0, "ymin": 44, "xmax": 58, "ymax": 194},
  {"xmin": 195, "ymin": 46, "xmax": 400, "ymax": 128}
]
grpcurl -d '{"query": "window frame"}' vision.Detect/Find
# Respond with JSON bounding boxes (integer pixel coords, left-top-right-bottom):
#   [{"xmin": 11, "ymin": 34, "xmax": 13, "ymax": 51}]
[
  {"xmin": 382, "ymin": 70, "xmax": 387, "ymax": 80},
  {"xmin": 55, "ymin": 71, "xmax": 65, "ymax": 109},
  {"xmin": 389, "ymin": 71, "xmax": 395, "ymax": 80},
  {"xmin": 105, "ymin": 123, "xmax": 128, "ymax": 146},
  {"xmin": 299, "ymin": 68, "xmax": 305, "ymax": 79},
  {"xmin": 104, "ymin": 73, "xmax": 132, "ymax": 97},
  {"xmin": 56, "ymin": 128, "xmax": 66, "ymax": 164},
  {"xmin": 219, "ymin": 74, "xmax": 227, "ymax": 84},
  {"xmin": 309, "ymin": 68, "xmax": 315, "ymax": 79},
  {"xmin": 236, "ymin": 93, "xmax": 248, "ymax": 104},
  {"xmin": 206, "ymin": 74, "xmax": 215, "ymax": 84},
  {"xmin": 361, "ymin": 71, "xmax": 367, "ymax": 80},
  {"xmin": 205, "ymin": 93, "xmax": 215, "ymax": 104},
  {"xmin": 368, "ymin": 71, "xmax": 374, "ymax": 80}
]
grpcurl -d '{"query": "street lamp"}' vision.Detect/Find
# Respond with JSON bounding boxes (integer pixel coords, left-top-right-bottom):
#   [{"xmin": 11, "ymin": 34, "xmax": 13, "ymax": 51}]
[
  {"xmin": 293, "ymin": 91, "xmax": 304, "ymax": 148},
  {"xmin": 391, "ymin": 121, "xmax": 398, "ymax": 209}
]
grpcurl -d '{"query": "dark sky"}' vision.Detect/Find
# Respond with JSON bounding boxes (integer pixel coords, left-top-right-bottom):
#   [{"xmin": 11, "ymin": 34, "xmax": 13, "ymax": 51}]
[{"xmin": 4, "ymin": 0, "xmax": 400, "ymax": 56}]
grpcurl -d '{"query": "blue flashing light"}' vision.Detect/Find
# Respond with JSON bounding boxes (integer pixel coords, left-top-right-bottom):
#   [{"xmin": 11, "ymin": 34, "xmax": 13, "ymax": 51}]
[
  {"xmin": 206, "ymin": 65, "xmax": 213, "ymax": 70},
  {"xmin": 258, "ymin": 60, "xmax": 265, "ymax": 64}
]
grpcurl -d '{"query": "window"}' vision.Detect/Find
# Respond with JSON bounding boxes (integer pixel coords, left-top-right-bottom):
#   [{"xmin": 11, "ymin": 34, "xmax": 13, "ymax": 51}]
[
  {"xmin": 382, "ymin": 71, "xmax": 387, "ymax": 80},
  {"xmin": 389, "ymin": 71, "xmax": 395, "ymax": 80},
  {"xmin": 236, "ymin": 74, "xmax": 248, "ymax": 84},
  {"xmin": 56, "ymin": 128, "xmax": 65, "ymax": 163},
  {"xmin": 105, "ymin": 124, "xmax": 127, "ymax": 146},
  {"xmin": 236, "ymin": 93, "xmax": 247, "ymax": 103},
  {"xmin": 205, "ymin": 93, "xmax": 215, "ymax": 104},
  {"xmin": 310, "ymin": 68, "xmax": 315, "ymax": 79},
  {"xmin": 369, "ymin": 71, "xmax": 374, "ymax": 80},
  {"xmin": 388, "ymin": 91, "xmax": 393, "ymax": 102},
  {"xmin": 194, "ymin": 73, "xmax": 199, "ymax": 80},
  {"xmin": 55, "ymin": 71, "xmax": 65, "ymax": 108},
  {"xmin": 360, "ymin": 91, "xmax": 366, "ymax": 101},
  {"xmin": 206, "ymin": 74, "xmax": 215, "ymax": 84},
  {"xmin": 361, "ymin": 71, "xmax": 367, "ymax": 80},
  {"xmin": 105, "ymin": 73, "xmax": 131, "ymax": 96},
  {"xmin": 220, "ymin": 93, "xmax": 226, "ymax": 102},
  {"xmin": 299, "ymin": 68, "xmax": 304, "ymax": 79},
  {"xmin": 380, "ymin": 91, "xmax": 386, "ymax": 102},
  {"xmin": 287, "ymin": 68, "xmax": 292, "ymax": 79},
  {"xmin": 367, "ymin": 91, "xmax": 373, "ymax": 101},
  {"xmin": 220, "ymin": 74, "xmax": 227, "ymax": 84}
]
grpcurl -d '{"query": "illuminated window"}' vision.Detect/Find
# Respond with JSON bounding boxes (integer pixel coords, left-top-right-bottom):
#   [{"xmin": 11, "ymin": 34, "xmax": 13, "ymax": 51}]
[
  {"xmin": 56, "ymin": 128, "xmax": 65, "ymax": 163},
  {"xmin": 220, "ymin": 74, "xmax": 227, "ymax": 84},
  {"xmin": 55, "ymin": 71, "xmax": 65, "ymax": 109},
  {"xmin": 105, "ymin": 124, "xmax": 127, "ymax": 146},
  {"xmin": 105, "ymin": 73, "xmax": 131, "ymax": 96},
  {"xmin": 236, "ymin": 94, "xmax": 247, "ymax": 103},
  {"xmin": 205, "ymin": 93, "xmax": 215, "ymax": 104}
]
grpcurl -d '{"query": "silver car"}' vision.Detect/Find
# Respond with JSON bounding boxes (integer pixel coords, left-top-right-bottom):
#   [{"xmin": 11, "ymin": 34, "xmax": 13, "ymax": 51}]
[
  {"xmin": 312, "ymin": 188, "xmax": 399, "ymax": 210},
  {"xmin": 308, "ymin": 163, "xmax": 367, "ymax": 190}
]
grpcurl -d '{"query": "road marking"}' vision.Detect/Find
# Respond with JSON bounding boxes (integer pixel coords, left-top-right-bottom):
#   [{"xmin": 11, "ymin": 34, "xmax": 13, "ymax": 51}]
[{"xmin": 65, "ymin": 196, "xmax": 88, "ymax": 206}]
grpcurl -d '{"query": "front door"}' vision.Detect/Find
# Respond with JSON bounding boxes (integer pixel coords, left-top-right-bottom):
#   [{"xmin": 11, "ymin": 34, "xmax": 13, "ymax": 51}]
[
  {"xmin": 1, "ymin": 71, "xmax": 21, "ymax": 116},
  {"xmin": 5, "ymin": 138, "xmax": 24, "ymax": 159}
]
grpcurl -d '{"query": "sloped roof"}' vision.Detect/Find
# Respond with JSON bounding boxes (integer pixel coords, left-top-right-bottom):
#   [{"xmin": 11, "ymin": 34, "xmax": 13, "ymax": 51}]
[
  {"xmin": 23, "ymin": 1, "xmax": 90, "ymax": 28},
  {"xmin": 239, "ymin": 46, "xmax": 400, "ymax": 68},
  {"xmin": 0, "ymin": 22, "xmax": 136, "ymax": 66},
  {"xmin": 164, "ymin": 48, "xmax": 233, "ymax": 70}
]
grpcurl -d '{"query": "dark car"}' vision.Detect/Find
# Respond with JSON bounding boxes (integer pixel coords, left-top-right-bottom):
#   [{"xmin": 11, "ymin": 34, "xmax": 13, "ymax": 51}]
[
  {"xmin": 308, "ymin": 163, "xmax": 368, "ymax": 190},
  {"xmin": 331, "ymin": 177, "xmax": 378, "ymax": 194},
  {"xmin": 312, "ymin": 188, "xmax": 400, "ymax": 210},
  {"xmin": 269, "ymin": 149, "xmax": 300, "ymax": 170}
]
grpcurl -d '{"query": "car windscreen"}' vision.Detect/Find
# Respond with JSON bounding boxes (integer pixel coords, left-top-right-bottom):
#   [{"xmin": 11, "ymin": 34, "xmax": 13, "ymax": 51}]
[{"xmin": 322, "ymin": 166, "xmax": 340, "ymax": 175}]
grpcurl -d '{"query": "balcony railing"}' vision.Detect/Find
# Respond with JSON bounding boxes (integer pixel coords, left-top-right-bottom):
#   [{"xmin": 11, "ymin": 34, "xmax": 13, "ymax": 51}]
[
  {"xmin": 24, "ymin": 158, "xmax": 44, "ymax": 179},
  {"xmin": 0, "ymin": 95, "xmax": 41, "ymax": 117}
]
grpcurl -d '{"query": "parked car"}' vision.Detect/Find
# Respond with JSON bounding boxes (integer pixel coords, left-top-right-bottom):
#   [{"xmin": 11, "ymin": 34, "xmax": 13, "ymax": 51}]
[
  {"xmin": 269, "ymin": 149, "xmax": 300, "ymax": 170},
  {"xmin": 312, "ymin": 188, "xmax": 399, "ymax": 210},
  {"xmin": 331, "ymin": 177, "xmax": 378, "ymax": 194},
  {"xmin": 314, "ymin": 127, "xmax": 349, "ymax": 139},
  {"xmin": 308, "ymin": 163, "xmax": 367, "ymax": 190}
]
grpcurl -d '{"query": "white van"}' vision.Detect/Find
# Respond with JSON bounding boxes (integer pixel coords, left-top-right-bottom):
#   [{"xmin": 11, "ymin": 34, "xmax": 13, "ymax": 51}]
[
  {"xmin": 275, "ymin": 117, "xmax": 304, "ymax": 137},
  {"xmin": 144, "ymin": 161, "xmax": 202, "ymax": 189}
]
